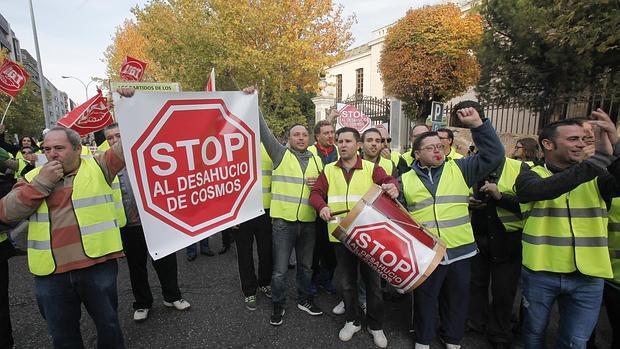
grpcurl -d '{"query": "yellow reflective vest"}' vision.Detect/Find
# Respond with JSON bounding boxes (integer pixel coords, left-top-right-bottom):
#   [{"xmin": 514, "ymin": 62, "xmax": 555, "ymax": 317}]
[
  {"xmin": 520, "ymin": 165, "xmax": 611, "ymax": 278},
  {"xmin": 261, "ymin": 144, "xmax": 272, "ymax": 210},
  {"xmin": 325, "ymin": 159, "xmax": 375, "ymax": 242},
  {"xmin": 373, "ymin": 156, "xmax": 394, "ymax": 177},
  {"xmin": 24, "ymin": 157, "xmax": 124, "ymax": 276},
  {"xmin": 0, "ymin": 232, "xmax": 6, "ymax": 244},
  {"xmin": 608, "ymin": 198, "xmax": 620, "ymax": 284},
  {"xmin": 402, "ymin": 160, "xmax": 475, "ymax": 262},
  {"xmin": 402, "ymin": 150, "xmax": 414, "ymax": 167},
  {"xmin": 270, "ymin": 149, "xmax": 323, "ymax": 222},
  {"xmin": 446, "ymin": 147, "xmax": 463, "ymax": 161},
  {"xmin": 390, "ymin": 151, "xmax": 401, "ymax": 167},
  {"xmin": 96, "ymin": 141, "xmax": 126, "ymax": 227},
  {"xmin": 496, "ymin": 158, "xmax": 524, "ymax": 232}
]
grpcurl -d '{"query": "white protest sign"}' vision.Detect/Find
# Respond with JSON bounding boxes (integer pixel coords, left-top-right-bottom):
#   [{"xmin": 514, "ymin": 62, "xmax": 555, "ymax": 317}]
[{"xmin": 113, "ymin": 92, "xmax": 263, "ymax": 259}]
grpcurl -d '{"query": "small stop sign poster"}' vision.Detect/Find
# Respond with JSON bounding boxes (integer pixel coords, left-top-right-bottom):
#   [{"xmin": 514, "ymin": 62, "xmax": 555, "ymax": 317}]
[{"xmin": 114, "ymin": 91, "xmax": 263, "ymax": 259}]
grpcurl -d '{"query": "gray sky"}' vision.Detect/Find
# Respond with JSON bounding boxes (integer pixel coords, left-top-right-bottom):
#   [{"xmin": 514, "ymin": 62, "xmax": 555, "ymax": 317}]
[{"xmin": 2, "ymin": 0, "xmax": 441, "ymax": 104}]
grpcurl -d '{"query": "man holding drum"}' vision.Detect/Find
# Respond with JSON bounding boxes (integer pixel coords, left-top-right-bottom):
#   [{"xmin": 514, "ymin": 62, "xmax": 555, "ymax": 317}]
[
  {"xmin": 310, "ymin": 127, "xmax": 399, "ymax": 348},
  {"xmin": 400, "ymin": 107, "xmax": 504, "ymax": 349}
]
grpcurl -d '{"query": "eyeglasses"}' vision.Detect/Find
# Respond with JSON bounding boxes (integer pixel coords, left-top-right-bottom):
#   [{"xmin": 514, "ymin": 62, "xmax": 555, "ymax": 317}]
[
  {"xmin": 381, "ymin": 138, "xmax": 392, "ymax": 143},
  {"xmin": 420, "ymin": 144, "xmax": 444, "ymax": 152}
]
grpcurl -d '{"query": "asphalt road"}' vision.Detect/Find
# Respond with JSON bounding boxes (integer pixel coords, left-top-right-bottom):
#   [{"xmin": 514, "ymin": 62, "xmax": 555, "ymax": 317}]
[{"xmin": 6, "ymin": 236, "xmax": 613, "ymax": 348}]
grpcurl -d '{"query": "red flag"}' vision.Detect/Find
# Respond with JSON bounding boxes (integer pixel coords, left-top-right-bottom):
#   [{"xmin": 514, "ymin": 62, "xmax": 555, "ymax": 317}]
[
  {"xmin": 0, "ymin": 59, "xmax": 30, "ymax": 97},
  {"xmin": 57, "ymin": 91, "xmax": 113, "ymax": 136},
  {"xmin": 120, "ymin": 56, "xmax": 147, "ymax": 81},
  {"xmin": 205, "ymin": 68, "xmax": 216, "ymax": 92}
]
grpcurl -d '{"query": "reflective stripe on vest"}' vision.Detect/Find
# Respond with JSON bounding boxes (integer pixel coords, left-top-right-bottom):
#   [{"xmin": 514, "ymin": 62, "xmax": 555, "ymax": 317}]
[
  {"xmin": 24, "ymin": 157, "xmax": 123, "ymax": 276},
  {"xmin": 520, "ymin": 165, "xmax": 611, "ymax": 278},
  {"xmin": 496, "ymin": 158, "xmax": 524, "ymax": 232},
  {"xmin": 325, "ymin": 159, "xmax": 374, "ymax": 242},
  {"xmin": 270, "ymin": 150, "xmax": 323, "ymax": 222},
  {"xmin": 402, "ymin": 161, "xmax": 475, "ymax": 257},
  {"xmin": 609, "ymin": 198, "xmax": 620, "ymax": 284},
  {"xmin": 261, "ymin": 144, "xmax": 272, "ymax": 209}
]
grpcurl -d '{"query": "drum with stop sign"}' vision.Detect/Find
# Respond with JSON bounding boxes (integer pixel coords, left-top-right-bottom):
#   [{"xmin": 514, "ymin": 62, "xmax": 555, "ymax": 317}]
[{"xmin": 331, "ymin": 184, "xmax": 446, "ymax": 293}]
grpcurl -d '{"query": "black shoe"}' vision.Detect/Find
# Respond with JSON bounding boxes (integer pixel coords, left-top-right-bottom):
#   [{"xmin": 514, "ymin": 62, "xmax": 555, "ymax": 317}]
[
  {"xmin": 201, "ymin": 249, "xmax": 215, "ymax": 257},
  {"xmin": 297, "ymin": 300, "xmax": 323, "ymax": 316},
  {"xmin": 288, "ymin": 264, "xmax": 295, "ymax": 269},
  {"xmin": 186, "ymin": 254, "xmax": 197, "ymax": 262},
  {"xmin": 218, "ymin": 246, "xmax": 230, "ymax": 255},
  {"xmin": 270, "ymin": 305, "xmax": 285, "ymax": 326},
  {"xmin": 490, "ymin": 341, "xmax": 512, "ymax": 349}
]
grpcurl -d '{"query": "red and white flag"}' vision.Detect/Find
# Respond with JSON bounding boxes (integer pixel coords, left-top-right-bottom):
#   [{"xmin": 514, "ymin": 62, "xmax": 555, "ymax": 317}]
[
  {"xmin": 57, "ymin": 91, "xmax": 113, "ymax": 136},
  {"xmin": 120, "ymin": 56, "xmax": 147, "ymax": 81},
  {"xmin": 205, "ymin": 68, "xmax": 216, "ymax": 92},
  {"xmin": 0, "ymin": 59, "xmax": 29, "ymax": 98}
]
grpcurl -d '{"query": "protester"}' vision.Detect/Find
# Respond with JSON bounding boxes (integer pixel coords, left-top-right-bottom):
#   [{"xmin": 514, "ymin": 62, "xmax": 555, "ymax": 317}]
[
  {"xmin": 310, "ymin": 126, "xmax": 399, "ymax": 348},
  {"xmin": 468, "ymin": 155, "xmax": 524, "ymax": 348},
  {"xmin": 307, "ymin": 120, "xmax": 338, "ymax": 296},
  {"xmin": 606, "ymin": 197, "xmax": 620, "ymax": 348},
  {"xmin": 376, "ymin": 125, "xmax": 409, "ymax": 176},
  {"xmin": 0, "ymin": 126, "xmax": 127, "ymax": 348},
  {"xmin": 511, "ymin": 137, "xmax": 540, "ymax": 163},
  {"xmin": 437, "ymin": 128, "xmax": 464, "ymax": 161},
  {"xmin": 235, "ymin": 144, "xmax": 273, "ymax": 311},
  {"xmin": 103, "ymin": 123, "xmax": 190, "ymax": 322},
  {"xmin": 400, "ymin": 107, "xmax": 504, "ymax": 349},
  {"xmin": 515, "ymin": 110, "xmax": 620, "ymax": 349},
  {"xmin": 0, "ymin": 153, "xmax": 16, "ymax": 349},
  {"xmin": 248, "ymin": 86, "xmax": 324, "ymax": 326},
  {"xmin": 361, "ymin": 127, "xmax": 397, "ymax": 176},
  {"xmin": 402, "ymin": 124, "xmax": 430, "ymax": 166}
]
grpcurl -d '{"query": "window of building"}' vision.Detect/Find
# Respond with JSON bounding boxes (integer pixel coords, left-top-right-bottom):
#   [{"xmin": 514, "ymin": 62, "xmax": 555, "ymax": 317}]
[
  {"xmin": 355, "ymin": 68, "xmax": 363, "ymax": 95},
  {"xmin": 336, "ymin": 74, "xmax": 342, "ymax": 101}
]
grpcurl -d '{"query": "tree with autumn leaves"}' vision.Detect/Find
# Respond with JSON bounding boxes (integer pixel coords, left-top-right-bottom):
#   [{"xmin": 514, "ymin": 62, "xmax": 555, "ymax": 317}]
[
  {"xmin": 379, "ymin": 4, "xmax": 482, "ymax": 122},
  {"xmin": 105, "ymin": 0, "xmax": 354, "ymax": 136}
]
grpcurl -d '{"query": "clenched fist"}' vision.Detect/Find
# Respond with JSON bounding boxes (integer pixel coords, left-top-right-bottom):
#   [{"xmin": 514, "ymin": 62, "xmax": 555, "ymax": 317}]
[{"xmin": 38, "ymin": 160, "xmax": 64, "ymax": 183}]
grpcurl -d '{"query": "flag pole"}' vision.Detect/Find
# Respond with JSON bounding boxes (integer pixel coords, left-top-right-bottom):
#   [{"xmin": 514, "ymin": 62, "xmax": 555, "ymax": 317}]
[{"xmin": 1, "ymin": 97, "xmax": 14, "ymax": 125}]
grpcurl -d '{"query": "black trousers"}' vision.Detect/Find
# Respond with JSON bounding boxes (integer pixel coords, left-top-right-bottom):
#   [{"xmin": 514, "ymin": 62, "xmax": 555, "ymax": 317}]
[
  {"xmin": 414, "ymin": 258, "xmax": 471, "ymax": 345},
  {"xmin": 469, "ymin": 241, "xmax": 521, "ymax": 343},
  {"xmin": 235, "ymin": 212, "xmax": 272, "ymax": 297},
  {"xmin": 311, "ymin": 219, "xmax": 337, "ymax": 283},
  {"xmin": 334, "ymin": 243, "xmax": 383, "ymax": 330},
  {"xmin": 120, "ymin": 225, "xmax": 182, "ymax": 309},
  {"xmin": 0, "ymin": 259, "xmax": 12, "ymax": 349},
  {"xmin": 605, "ymin": 283, "xmax": 620, "ymax": 349}
]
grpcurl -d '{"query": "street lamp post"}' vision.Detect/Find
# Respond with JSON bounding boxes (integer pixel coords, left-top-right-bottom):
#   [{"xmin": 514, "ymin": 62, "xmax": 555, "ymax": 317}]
[{"xmin": 61, "ymin": 76, "xmax": 97, "ymax": 101}]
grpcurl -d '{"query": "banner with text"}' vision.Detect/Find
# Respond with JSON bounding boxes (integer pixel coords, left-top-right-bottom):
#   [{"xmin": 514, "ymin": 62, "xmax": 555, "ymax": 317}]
[
  {"xmin": 114, "ymin": 91, "xmax": 263, "ymax": 259},
  {"xmin": 110, "ymin": 81, "xmax": 180, "ymax": 93}
]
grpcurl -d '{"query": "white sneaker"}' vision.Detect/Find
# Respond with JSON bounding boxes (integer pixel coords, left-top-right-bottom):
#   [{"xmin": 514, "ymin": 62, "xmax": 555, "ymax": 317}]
[
  {"xmin": 368, "ymin": 327, "xmax": 388, "ymax": 348},
  {"xmin": 414, "ymin": 344, "xmax": 430, "ymax": 349},
  {"xmin": 332, "ymin": 301, "xmax": 345, "ymax": 315},
  {"xmin": 339, "ymin": 321, "xmax": 361, "ymax": 341},
  {"xmin": 163, "ymin": 299, "xmax": 191, "ymax": 311},
  {"xmin": 133, "ymin": 308, "xmax": 149, "ymax": 322},
  {"xmin": 445, "ymin": 344, "xmax": 461, "ymax": 349},
  {"xmin": 361, "ymin": 302, "xmax": 367, "ymax": 315}
]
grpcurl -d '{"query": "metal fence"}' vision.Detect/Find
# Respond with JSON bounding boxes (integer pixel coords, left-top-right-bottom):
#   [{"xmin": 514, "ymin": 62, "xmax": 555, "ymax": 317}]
[
  {"xmin": 445, "ymin": 92, "xmax": 619, "ymax": 135},
  {"xmin": 341, "ymin": 94, "xmax": 391, "ymax": 125}
]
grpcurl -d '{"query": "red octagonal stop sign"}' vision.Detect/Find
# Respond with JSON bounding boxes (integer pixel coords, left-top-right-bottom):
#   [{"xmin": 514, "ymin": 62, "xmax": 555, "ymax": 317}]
[{"xmin": 131, "ymin": 99, "xmax": 257, "ymax": 236}]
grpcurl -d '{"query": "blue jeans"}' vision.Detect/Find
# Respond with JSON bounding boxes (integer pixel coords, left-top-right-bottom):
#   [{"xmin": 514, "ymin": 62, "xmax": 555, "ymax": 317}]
[
  {"xmin": 35, "ymin": 260, "xmax": 124, "ymax": 349},
  {"xmin": 186, "ymin": 237, "xmax": 210, "ymax": 257},
  {"xmin": 271, "ymin": 219, "xmax": 315, "ymax": 306},
  {"xmin": 521, "ymin": 267, "xmax": 603, "ymax": 349}
]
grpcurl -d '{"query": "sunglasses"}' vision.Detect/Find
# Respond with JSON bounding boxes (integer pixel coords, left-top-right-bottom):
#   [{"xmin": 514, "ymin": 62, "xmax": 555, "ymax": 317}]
[{"xmin": 381, "ymin": 138, "xmax": 392, "ymax": 143}]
